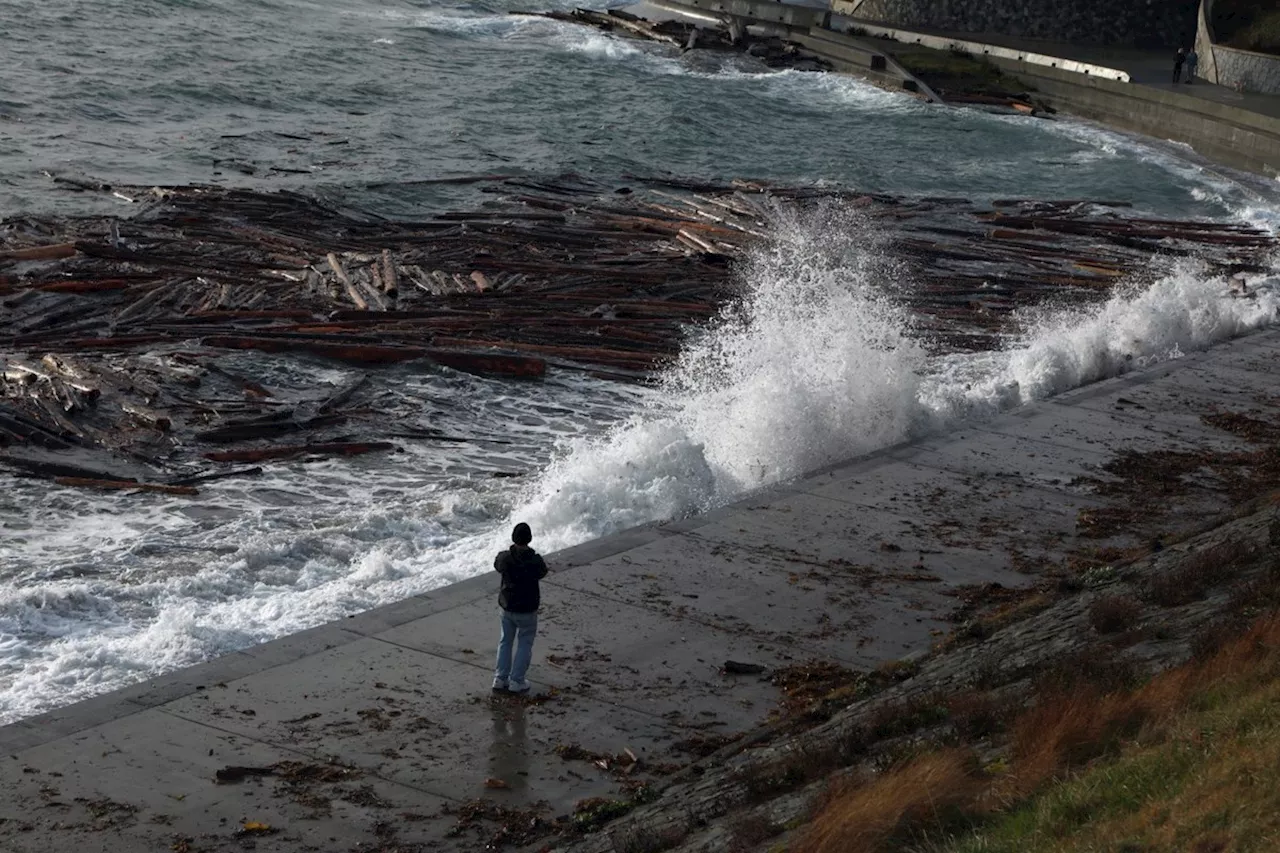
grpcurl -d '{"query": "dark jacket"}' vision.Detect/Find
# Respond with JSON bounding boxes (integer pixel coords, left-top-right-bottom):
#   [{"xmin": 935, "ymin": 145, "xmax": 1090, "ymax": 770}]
[{"xmin": 495, "ymin": 545, "xmax": 548, "ymax": 613}]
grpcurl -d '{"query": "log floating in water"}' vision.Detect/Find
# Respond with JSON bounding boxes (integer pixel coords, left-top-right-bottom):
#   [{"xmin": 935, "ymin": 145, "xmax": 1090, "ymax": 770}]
[
  {"xmin": 195, "ymin": 413, "xmax": 346, "ymax": 444},
  {"xmin": 0, "ymin": 178, "xmax": 1273, "ymax": 480},
  {"xmin": 0, "ymin": 243, "xmax": 78, "ymax": 261},
  {"xmin": 424, "ymin": 348, "xmax": 547, "ymax": 379},
  {"xmin": 0, "ymin": 453, "xmax": 135, "ymax": 482},
  {"xmin": 121, "ymin": 401, "xmax": 172, "ymax": 431},
  {"xmin": 327, "ymin": 252, "xmax": 366, "ymax": 310},
  {"xmin": 201, "ymin": 335, "xmax": 427, "ymax": 364},
  {"xmin": 203, "ymin": 441, "xmax": 397, "ymax": 463},
  {"xmin": 54, "ymin": 476, "xmax": 199, "ymax": 496},
  {"xmin": 169, "ymin": 466, "xmax": 265, "ymax": 486}
]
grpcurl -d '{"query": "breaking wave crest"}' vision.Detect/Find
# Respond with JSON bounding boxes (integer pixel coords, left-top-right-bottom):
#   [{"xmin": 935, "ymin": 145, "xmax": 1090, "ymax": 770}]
[
  {"xmin": 513, "ymin": 204, "xmax": 1280, "ymax": 556},
  {"xmin": 2, "ymin": 201, "xmax": 1277, "ymax": 724}
]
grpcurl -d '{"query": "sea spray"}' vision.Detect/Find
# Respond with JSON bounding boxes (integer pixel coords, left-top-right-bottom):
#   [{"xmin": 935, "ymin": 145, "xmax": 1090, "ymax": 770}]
[
  {"xmin": 921, "ymin": 259, "xmax": 1280, "ymax": 423},
  {"xmin": 664, "ymin": 202, "xmax": 925, "ymax": 491},
  {"xmin": 513, "ymin": 211, "xmax": 1280, "ymax": 552},
  {"xmin": 2, "ymin": 207, "xmax": 1277, "ymax": 725},
  {"xmin": 514, "ymin": 203, "xmax": 927, "ymax": 553}
]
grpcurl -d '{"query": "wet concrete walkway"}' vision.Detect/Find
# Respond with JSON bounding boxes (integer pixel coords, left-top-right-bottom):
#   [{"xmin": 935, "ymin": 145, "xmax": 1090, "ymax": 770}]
[
  {"xmin": 957, "ymin": 35, "xmax": 1280, "ymax": 120},
  {"xmin": 836, "ymin": 18, "xmax": 1280, "ymax": 121},
  {"xmin": 1, "ymin": 328, "xmax": 1278, "ymax": 852}
]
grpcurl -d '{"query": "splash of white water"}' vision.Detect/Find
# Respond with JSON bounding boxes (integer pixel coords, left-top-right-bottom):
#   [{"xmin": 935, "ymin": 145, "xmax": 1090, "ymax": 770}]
[
  {"xmin": 512, "ymin": 207, "xmax": 1279, "ymax": 552},
  {"xmin": 2, "ymin": 204, "xmax": 1276, "ymax": 724}
]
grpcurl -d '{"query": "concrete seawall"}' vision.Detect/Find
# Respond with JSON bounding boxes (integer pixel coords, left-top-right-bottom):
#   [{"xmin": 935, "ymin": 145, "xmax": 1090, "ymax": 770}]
[
  {"xmin": 839, "ymin": 0, "xmax": 1199, "ymax": 49},
  {"xmin": 651, "ymin": 0, "xmax": 1280, "ymax": 178},
  {"xmin": 2, "ymin": 325, "xmax": 1277, "ymax": 851},
  {"xmin": 981, "ymin": 56, "xmax": 1280, "ymax": 178},
  {"xmin": 1196, "ymin": 0, "xmax": 1280, "ymax": 95},
  {"xmin": 820, "ymin": 17, "xmax": 1280, "ymax": 178}
]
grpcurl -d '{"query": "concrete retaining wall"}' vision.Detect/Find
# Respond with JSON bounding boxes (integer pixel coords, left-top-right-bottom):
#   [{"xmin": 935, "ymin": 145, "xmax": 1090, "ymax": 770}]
[
  {"xmin": 984, "ymin": 55, "xmax": 1280, "ymax": 177},
  {"xmin": 650, "ymin": 0, "xmax": 936, "ymax": 96},
  {"xmin": 1195, "ymin": 0, "xmax": 1280, "ymax": 94},
  {"xmin": 1214, "ymin": 45, "xmax": 1280, "ymax": 95},
  {"xmin": 661, "ymin": 0, "xmax": 1279, "ymax": 178},
  {"xmin": 828, "ymin": 15, "xmax": 1131, "ymax": 82},
  {"xmin": 834, "ymin": 0, "xmax": 1200, "ymax": 49},
  {"xmin": 667, "ymin": 0, "xmax": 830, "ymax": 30}
]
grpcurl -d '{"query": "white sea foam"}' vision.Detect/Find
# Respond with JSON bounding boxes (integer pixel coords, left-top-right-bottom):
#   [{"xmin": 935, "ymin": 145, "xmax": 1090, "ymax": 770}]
[
  {"xmin": 414, "ymin": 11, "xmax": 921, "ymax": 114},
  {"xmin": 561, "ymin": 29, "xmax": 649, "ymax": 60},
  {"xmin": 2, "ymin": 202, "xmax": 1277, "ymax": 724},
  {"xmin": 505, "ymin": 206, "xmax": 1280, "ymax": 557},
  {"xmin": 399, "ymin": 8, "xmax": 541, "ymax": 38}
]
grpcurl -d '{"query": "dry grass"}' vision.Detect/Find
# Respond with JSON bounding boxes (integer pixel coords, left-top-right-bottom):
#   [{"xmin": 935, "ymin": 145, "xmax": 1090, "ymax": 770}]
[
  {"xmin": 946, "ymin": 691, "xmax": 1014, "ymax": 741},
  {"xmin": 1144, "ymin": 540, "xmax": 1257, "ymax": 607},
  {"xmin": 1087, "ymin": 594, "xmax": 1142, "ymax": 634},
  {"xmin": 867, "ymin": 694, "xmax": 949, "ymax": 740},
  {"xmin": 1031, "ymin": 646, "xmax": 1140, "ymax": 696},
  {"xmin": 1009, "ymin": 617, "xmax": 1280, "ymax": 796},
  {"xmin": 727, "ymin": 813, "xmax": 784, "ymax": 851},
  {"xmin": 1004, "ymin": 685, "xmax": 1149, "ymax": 799},
  {"xmin": 945, "ymin": 616, "xmax": 1280, "ymax": 852},
  {"xmin": 792, "ymin": 750, "xmax": 978, "ymax": 853},
  {"xmin": 738, "ymin": 726, "xmax": 867, "ymax": 801},
  {"xmin": 791, "ymin": 615, "xmax": 1280, "ymax": 853}
]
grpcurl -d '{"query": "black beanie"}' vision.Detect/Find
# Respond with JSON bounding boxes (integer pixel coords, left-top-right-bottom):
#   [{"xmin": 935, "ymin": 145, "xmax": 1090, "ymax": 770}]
[{"xmin": 512, "ymin": 522, "xmax": 532, "ymax": 545}]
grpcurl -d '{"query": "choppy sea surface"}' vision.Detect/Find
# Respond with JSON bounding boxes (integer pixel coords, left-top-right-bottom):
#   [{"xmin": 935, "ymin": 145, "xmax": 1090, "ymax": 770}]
[{"xmin": 1, "ymin": 0, "xmax": 1279, "ymax": 724}]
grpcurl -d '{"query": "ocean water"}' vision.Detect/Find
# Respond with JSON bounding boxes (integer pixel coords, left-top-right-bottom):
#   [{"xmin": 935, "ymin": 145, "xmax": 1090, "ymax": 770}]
[{"xmin": 2, "ymin": 0, "xmax": 1279, "ymax": 724}]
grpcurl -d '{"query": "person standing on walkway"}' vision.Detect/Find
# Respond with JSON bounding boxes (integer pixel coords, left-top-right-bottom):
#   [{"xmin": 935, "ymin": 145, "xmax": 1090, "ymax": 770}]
[
  {"xmin": 492, "ymin": 522, "xmax": 548, "ymax": 695},
  {"xmin": 1185, "ymin": 48, "xmax": 1199, "ymax": 83},
  {"xmin": 1173, "ymin": 47, "xmax": 1186, "ymax": 84}
]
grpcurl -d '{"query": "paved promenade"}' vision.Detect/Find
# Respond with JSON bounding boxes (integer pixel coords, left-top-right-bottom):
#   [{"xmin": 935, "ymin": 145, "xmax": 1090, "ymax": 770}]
[
  {"xmin": 1, "ymin": 328, "xmax": 1277, "ymax": 852},
  {"xmin": 837, "ymin": 19, "xmax": 1280, "ymax": 121},
  {"xmin": 952, "ymin": 34, "xmax": 1280, "ymax": 120}
]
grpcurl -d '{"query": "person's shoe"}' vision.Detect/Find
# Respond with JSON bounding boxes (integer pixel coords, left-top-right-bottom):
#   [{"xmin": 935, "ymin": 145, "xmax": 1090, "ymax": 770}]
[
  {"xmin": 507, "ymin": 680, "xmax": 531, "ymax": 695},
  {"xmin": 492, "ymin": 678, "xmax": 509, "ymax": 692}
]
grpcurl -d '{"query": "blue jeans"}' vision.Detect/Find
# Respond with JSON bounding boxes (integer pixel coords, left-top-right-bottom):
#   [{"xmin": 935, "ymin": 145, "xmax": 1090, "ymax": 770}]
[{"xmin": 494, "ymin": 609, "xmax": 538, "ymax": 685}]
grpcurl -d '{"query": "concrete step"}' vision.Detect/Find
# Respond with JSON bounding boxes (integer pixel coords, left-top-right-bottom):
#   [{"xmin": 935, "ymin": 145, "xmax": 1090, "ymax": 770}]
[{"xmin": 791, "ymin": 30, "xmax": 888, "ymax": 71}]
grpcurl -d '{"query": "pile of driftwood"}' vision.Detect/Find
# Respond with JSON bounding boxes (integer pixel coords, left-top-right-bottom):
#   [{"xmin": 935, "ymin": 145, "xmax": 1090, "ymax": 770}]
[{"xmin": 0, "ymin": 173, "xmax": 1274, "ymax": 492}]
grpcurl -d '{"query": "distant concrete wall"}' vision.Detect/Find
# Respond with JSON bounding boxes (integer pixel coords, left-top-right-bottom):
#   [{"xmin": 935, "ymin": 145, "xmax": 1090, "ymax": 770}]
[
  {"xmin": 651, "ymin": 0, "xmax": 936, "ymax": 96},
  {"xmin": 1195, "ymin": 0, "xmax": 1280, "ymax": 94},
  {"xmin": 983, "ymin": 55, "xmax": 1280, "ymax": 177},
  {"xmin": 835, "ymin": 0, "xmax": 1200, "ymax": 49},
  {"xmin": 669, "ymin": 0, "xmax": 830, "ymax": 29},
  {"xmin": 1194, "ymin": 0, "xmax": 1221, "ymax": 83},
  {"xmin": 1213, "ymin": 46, "xmax": 1280, "ymax": 94},
  {"xmin": 831, "ymin": 16, "xmax": 1131, "ymax": 82}
]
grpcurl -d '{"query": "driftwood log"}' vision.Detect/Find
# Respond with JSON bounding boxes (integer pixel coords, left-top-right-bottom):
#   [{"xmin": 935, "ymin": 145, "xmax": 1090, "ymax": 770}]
[{"xmin": 1, "ymin": 176, "xmax": 1273, "ymax": 490}]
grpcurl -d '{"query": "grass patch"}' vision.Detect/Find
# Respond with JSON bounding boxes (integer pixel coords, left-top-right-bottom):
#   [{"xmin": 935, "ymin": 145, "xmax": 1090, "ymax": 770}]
[
  {"xmin": 791, "ymin": 614, "xmax": 1280, "ymax": 853},
  {"xmin": 1144, "ymin": 540, "xmax": 1258, "ymax": 607},
  {"xmin": 946, "ymin": 627, "xmax": 1280, "ymax": 852},
  {"xmin": 888, "ymin": 45, "xmax": 1028, "ymax": 99},
  {"xmin": 1088, "ymin": 594, "xmax": 1142, "ymax": 634},
  {"xmin": 738, "ymin": 726, "xmax": 868, "ymax": 800},
  {"xmin": 728, "ymin": 814, "xmax": 784, "ymax": 850},
  {"xmin": 946, "ymin": 690, "xmax": 1015, "ymax": 740},
  {"xmin": 793, "ymin": 750, "xmax": 978, "ymax": 853}
]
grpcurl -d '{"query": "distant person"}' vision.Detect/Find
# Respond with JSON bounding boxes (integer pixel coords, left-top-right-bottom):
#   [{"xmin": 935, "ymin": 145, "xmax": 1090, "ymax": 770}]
[
  {"xmin": 1173, "ymin": 47, "xmax": 1186, "ymax": 84},
  {"xmin": 492, "ymin": 522, "xmax": 548, "ymax": 695},
  {"xmin": 1185, "ymin": 48, "xmax": 1199, "ymax": 84}
]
